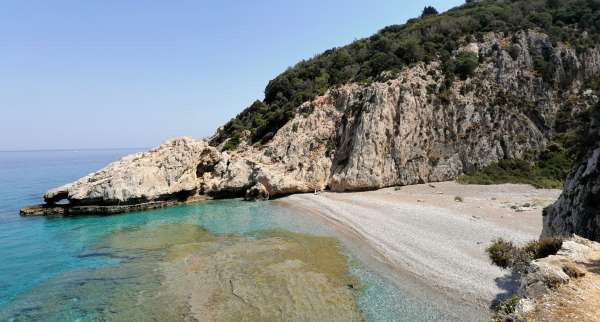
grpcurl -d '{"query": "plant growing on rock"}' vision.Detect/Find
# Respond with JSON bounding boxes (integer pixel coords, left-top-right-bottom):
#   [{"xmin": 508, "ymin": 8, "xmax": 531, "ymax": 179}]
[
  {"xmin": 487, "ymin": 237, "xmax": 563, "ymax": 274},
  {"xmin": 453, "ymin": 52, "xmax": 479, "ymax": 80},
  {"xmin": 491, "ymin": 294, "xmax": 521, "ymax": 318}
]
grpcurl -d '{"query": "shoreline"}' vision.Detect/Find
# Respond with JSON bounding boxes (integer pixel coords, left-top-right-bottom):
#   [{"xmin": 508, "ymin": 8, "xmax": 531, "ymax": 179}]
[{"xmin": 277, "ymin": 181, "xmax": 561, "ymax": 321}]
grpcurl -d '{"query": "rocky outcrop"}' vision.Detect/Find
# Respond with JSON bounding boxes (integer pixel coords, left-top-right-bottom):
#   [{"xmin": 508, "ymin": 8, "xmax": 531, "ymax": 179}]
[
  {"xmin": 22, "ymin": 30, "xmax": 600, "ymax": 215},
  {"xmin": 21, "ymin": 137, "xmax": 210, "ymax": 215},
  {"xmin": 543, "ymin": 109, "xmax": 600, "ymax": 241},
  {"xmin": 515, "ymin": 236, "xmax": 600, "ymax": 321},
  {"xmin": 45, "ymin": 137, "xmax": 207, "ymax": 205}
]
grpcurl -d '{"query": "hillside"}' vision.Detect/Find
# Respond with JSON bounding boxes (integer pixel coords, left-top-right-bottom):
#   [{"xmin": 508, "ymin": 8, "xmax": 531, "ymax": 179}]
[{"xmin": 212, "ymin": 0, "xmax": 600, "ymax": 151}]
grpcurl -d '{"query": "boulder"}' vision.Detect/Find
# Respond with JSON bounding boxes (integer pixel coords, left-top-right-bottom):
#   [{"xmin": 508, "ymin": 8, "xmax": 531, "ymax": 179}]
[
  {"xmin": 244, "ymin": 183, "xmax": 269, "ymax": 201},
  {"xmin": 43, "ymin": 137, "xmax": 207, "ymax": 206}
]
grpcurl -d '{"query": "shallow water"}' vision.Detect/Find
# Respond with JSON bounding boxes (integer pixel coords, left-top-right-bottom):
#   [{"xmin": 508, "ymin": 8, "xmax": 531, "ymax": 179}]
[{"xmin": 0, "ymin": 149, "xmax": 455, "ymax": 321}]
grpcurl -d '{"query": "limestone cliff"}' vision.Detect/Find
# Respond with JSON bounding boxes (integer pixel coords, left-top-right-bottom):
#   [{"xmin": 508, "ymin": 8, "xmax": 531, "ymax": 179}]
[
  {"xmin": 206, "ymin": 30, "xmax": 599, "ymax": 196},
  {"xmin": 543, "ymin": 107, "xmax": 600, "ymax": 240},
  {"xmin": 21, "ymin": 30, "xmax": 600, "ymax": 215}
]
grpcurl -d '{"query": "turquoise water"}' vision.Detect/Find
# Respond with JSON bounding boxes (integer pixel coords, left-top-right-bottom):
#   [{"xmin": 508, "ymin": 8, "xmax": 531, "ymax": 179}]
[{"xmin": 0, "ymin": 149, "xmax": 453, "ymax": 321}]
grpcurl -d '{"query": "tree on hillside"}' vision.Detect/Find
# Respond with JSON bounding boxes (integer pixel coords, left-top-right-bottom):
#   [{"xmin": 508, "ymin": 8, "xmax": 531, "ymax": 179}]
[{"xmin": 421, "ymin": 6, "xmax": 439, "ymax": 17}]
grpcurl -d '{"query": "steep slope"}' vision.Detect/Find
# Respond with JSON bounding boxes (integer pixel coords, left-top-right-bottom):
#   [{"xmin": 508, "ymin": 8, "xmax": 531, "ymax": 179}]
[{"xmin": 212, "ymin": 0, "xmax": 600, "ymax": 151}]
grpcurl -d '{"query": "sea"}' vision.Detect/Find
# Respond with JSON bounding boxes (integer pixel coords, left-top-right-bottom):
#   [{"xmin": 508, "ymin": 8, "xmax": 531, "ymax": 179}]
[{"xmin": 0, "ymin": 149, "xmax": 456, "ymax": 321}]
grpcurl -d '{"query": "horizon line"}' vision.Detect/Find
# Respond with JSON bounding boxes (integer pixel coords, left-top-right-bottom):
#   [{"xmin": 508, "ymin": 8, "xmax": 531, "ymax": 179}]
[{"xmin": 0, "ymin": 147, "xmax": 150, "ymax": 153}]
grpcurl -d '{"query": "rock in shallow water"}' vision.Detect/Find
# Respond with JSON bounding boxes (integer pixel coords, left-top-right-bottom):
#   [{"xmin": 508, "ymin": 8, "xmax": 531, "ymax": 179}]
[{"xmin": 163, "ymin": 230, "xmax": 362, "ymax": 322}]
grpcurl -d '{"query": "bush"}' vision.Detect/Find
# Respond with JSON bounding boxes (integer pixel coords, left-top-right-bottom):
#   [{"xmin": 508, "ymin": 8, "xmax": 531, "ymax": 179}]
[
  {"xmin": 222, "ymin": 136, "xmax": 240, "ymax": 151},
  {"xmin": 457, "ymin": 152, "xmax": 569, "ymax": 189},
  {"xmin": 487, "ymin": 237, "xmax": 563, "ymax": 273},
  {"xmin": 421, "ymin": 6, "xmax": 439, "ymax": 17},
  {"xmin": 509, "ymin": 44, "xmax": 521, "ymax": 60},
  {"xmin": 487, "ymin": 238, "xmax": 516, "ymax": 269},
  {"xmin": 453, "ymin": 51, "xmax": 479, "ymax": 80},
  {"xmin": 492, "ymin": 294, "xmax": 520, "ymax": 316},
  {"xmin": 528, "ymin": 237, "xmax": 563, "ymax": 259}
]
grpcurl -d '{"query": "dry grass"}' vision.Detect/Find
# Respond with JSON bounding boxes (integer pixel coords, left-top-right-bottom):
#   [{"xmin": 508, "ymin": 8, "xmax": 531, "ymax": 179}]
[{"xmin": 527, "ymin": 258, "xmax": 600, "ymax": 322}]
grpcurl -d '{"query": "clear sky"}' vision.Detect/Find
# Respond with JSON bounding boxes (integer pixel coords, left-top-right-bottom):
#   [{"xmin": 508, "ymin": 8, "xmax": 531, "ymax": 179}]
[{"xmin": 1, "ymin": 0, "xmax": 463, "ymax": 151}]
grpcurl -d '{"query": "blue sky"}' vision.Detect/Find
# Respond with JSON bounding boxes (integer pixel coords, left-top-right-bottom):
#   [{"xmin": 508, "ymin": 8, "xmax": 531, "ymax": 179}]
[{"xmin": 1, "ymin": 0, "xmax": 463, "ymax": 150}]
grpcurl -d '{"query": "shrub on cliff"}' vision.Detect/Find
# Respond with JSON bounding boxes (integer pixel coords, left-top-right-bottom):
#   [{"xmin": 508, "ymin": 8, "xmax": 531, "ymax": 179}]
[{"xmin": 453, "ymin": 52, "xmax": 479, "ymax": 79}]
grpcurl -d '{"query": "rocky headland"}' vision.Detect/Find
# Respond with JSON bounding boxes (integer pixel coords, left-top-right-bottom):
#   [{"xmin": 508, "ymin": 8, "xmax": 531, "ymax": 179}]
[{"xmin": 22, "ymin": 30, "xmax": 600, "ymax": 228}]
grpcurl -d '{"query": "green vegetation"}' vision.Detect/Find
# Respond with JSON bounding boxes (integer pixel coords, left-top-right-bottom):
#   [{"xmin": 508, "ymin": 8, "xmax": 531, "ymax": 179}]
[
  {"xmin": 453, "ymin": 51, "xmax": 479, "ymax": 80},
  {"xmin": 212, "ymin": 0, "xmax": 600, "ymax": 148},
  {"xmin": 457, "ymin": 157, "xmax": 568, "ymax": 189},
  {"xmin": 487, "ymin": 237, "xmax": 563, "ymax": 274},
  {"xmin": 459, "ymin": 96, "xmax": 597, "ymax": 188},
  {"xmin": 487, "ymin": 238, "xmax": 517, "ymax": 269},
  {"xmin": 421, "ymin": 6, "xmax": 439, "ymax": 18},
  {"xmin": 492, "ymin": 294, "xmax": 521, "ymax": 316},
  {"xmin": 486, "ymin": 236, "xmax": 563, "ymax": 319}
]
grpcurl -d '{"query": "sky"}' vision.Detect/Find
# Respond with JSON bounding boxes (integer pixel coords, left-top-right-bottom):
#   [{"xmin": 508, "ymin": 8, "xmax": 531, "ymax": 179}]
[{"xmin": 0, "ymin": 0, "xmax": 464, "ymax": 151}]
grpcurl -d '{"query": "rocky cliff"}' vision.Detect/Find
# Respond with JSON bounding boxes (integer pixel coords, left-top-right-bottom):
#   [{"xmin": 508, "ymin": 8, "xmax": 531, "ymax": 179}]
[
  {"xmin": 21, "ymin": 30, "xmax": 600, "ymax": 215},
  {"xmin": 543, "ymin": 106, "xmax": 600, "ymax": 240}
]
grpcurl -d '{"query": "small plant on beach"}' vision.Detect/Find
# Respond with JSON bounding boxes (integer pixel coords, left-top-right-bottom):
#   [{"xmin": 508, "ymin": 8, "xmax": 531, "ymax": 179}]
[
  {"xmin": 526, "ymin": 237, "xmax": 563, "ymax": 259},
  {"xmin": 487, "ymin": 238, "xmax": 517, "ymax": 269},
  {"xmin": 454, "ymin": 196, "xmax": 463, "ymax": 202},
  {"xmin": 487, "ymin": 237, "xmax": 564, "ymax": 274},
  {"xmin": 492, "ymin": 294, "xmax": 520, "ymax": 315}
]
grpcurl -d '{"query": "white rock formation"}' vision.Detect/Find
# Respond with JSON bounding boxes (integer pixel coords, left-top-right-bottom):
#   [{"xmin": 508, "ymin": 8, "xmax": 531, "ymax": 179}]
[{"xmin": 44, "ymin": 137, "xmax": 207, "ymax": 205}]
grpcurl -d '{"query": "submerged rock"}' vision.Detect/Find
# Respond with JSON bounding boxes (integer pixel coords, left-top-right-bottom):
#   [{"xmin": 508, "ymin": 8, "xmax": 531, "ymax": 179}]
[{"xmin": 163, "ymin": 230, "xmax": 362, "ymax": 322}]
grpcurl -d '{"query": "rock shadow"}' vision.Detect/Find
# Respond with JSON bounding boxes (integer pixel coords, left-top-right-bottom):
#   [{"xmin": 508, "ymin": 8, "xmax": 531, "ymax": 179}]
[
  {"xmin": 491, "ymin": 270, "xmax": 520, "ymax": 309},
  {"xmin": 581, "ymin": 259, "xmax": 600, "ymax": 275}
]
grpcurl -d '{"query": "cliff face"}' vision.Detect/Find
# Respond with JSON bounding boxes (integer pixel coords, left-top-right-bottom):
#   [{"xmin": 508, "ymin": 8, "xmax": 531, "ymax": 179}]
[
  {"xmin": 24, "ymin": 30, "xmax": 600, "ymax": 215},
  {"xmin": 206, "ymin": 30, "xmax": 598, "ymax": 195},
  {"xmin": 543, "ymin": 114, "xmax": 600, "ymax": 240}
]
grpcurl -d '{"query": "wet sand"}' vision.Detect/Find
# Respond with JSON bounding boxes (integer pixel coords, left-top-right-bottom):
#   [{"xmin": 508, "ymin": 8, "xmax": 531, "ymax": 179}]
[{"xmin": 279, "ymin": 182, "xmax": 561, "ymax": 320}]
